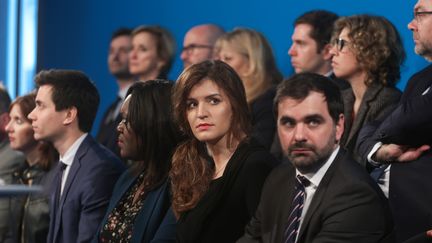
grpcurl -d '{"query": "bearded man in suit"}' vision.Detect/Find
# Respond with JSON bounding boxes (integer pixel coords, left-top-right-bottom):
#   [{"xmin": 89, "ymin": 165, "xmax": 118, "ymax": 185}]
[{"xmin": 238, "ymin": 73, "xmax": 393, "ymax": 243}]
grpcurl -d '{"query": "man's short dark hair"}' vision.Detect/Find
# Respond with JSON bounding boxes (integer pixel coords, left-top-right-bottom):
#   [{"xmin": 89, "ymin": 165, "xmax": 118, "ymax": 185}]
[
  {"xmin": 111, "ymin": 27, "xmax": 132, "ymax": 41},
  {"xmin": 0, "ymin": 88, "xmax": 11, "ymax": 114},
  {"xmin": 35, "ymin": 69, "xmax": 100, "ymax": 133},
  {"xmin": 274, "ymin": 72, "xmax": 344, "ymax": 123},
  {"xmin": 294, "ymin": 10, "xmax": 339, "ymax": 52}
]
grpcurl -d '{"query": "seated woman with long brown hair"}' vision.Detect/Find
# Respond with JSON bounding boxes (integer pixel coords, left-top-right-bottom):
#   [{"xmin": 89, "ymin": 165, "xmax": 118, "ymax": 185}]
[
  {"xmin": 5, "ymin": 92, "xmax": 58, "ymax": 243},
  {"xmin": 170, "ymin": 60, "xmax": 279, "ymax": 243}
]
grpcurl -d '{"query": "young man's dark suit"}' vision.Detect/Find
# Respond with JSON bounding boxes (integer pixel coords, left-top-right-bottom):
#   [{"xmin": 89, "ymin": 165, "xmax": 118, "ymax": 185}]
[
  {"xmin": 238, "ymin": 148, "xmax": 394, "ymax": 243},
  {"xmin": 357, "ymin": 64, "xmax": 432, "ymax": 242},
  {"xmin": 47, "ymin": 135, "xmax": 125, "ymax": 243}
]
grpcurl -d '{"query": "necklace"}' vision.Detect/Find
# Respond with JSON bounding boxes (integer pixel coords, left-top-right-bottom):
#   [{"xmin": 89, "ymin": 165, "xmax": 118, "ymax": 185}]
[{"xmin": 214, "ymin": 162, "xmax": 228, "ymax": 178}]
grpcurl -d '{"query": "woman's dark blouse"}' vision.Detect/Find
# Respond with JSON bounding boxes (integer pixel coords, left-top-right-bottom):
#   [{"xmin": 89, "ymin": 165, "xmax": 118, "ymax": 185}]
[
  {"xmin": 177, "ymin": 138, "xmax": 279, "ymax": 243},
  {"xmin": 99, "ymin": 172, "xmax": 147, "ymax": 242}
]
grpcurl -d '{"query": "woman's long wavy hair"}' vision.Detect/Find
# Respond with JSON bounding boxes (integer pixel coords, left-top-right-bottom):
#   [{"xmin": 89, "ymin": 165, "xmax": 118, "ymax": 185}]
[
  {"xmin": 332, "ymin": 15, "xmax": 406, "ymax": 86},
  {"xmin": 10, "ymin": 92, "xmax": 58, "ymax": 170},
  {"xmin": 170, "ymin": 60, "xmax": 252, "ymax": 217},
  {"xmin": 214, "ymin": 28, "xmax": 282, "ymax": 103}
]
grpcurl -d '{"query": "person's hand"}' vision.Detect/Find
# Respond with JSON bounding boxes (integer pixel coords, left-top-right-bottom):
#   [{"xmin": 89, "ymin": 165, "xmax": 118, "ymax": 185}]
[
  {"xmin": 427, "ymin": 229, "xmax": 432, "ymax": 238},
  {"xmin": 373, "ymin": 144, "xmax": 430, "ymax": 163}
]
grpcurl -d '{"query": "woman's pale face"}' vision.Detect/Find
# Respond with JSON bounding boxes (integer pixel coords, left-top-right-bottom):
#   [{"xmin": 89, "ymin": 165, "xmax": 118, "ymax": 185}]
[
  {"xmin": 5, "ymin": 104, "xmax": 37, "ymax": 152},
  {"xmin": 330, "ymin": 28, "xmax": 364, "ymax": 82},
  {"xmin": 186, "ymin": 79, "xmax": 233, "ymax": 146},
  {"xmin": 129, "ymin": 32, "xmax": 164, "ymax": 80},
  {"xmin": 217, "ymin": 43, "xmax": 250, "ymax": 79},
  {"xmin": 117, "ymin": 95, "xmax": 140, "ymax": 159}
]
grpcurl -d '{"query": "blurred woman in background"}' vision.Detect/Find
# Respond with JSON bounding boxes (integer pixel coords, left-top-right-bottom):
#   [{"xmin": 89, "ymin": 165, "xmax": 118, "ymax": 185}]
[
  {"xmin": 215, "ymin": 28, "xmax": 283, "ymax": 149},
  {"xmin": 129, "ymin": 25, "xmax": 176, "ymax": 81},
  {"xmin": 5, "ymin": 92, "xmax": 58, "ymax": 243},
  {"xmin": 330, "ymin": 15, "xmax": 405, "ymax": 165}
]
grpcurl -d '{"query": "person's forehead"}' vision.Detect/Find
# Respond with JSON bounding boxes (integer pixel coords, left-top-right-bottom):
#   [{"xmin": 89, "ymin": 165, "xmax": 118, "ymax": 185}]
[
  {"xmin": 415, "ymin": 0, "xmax": 432, "ymax": 10},
  {"xmin": 278, "ymin": 92, "xmax": 330, "ymax": 117}
]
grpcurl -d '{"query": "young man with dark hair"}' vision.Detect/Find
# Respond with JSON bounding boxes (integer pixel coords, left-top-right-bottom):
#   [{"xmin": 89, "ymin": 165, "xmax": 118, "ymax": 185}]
[
  {"xmin": 28, "ymin": 69, "xmax": 125, "ymax": 243},
  {"xmin": 288, "ymin": 10, "xmax": 349, "ymax": 90}
]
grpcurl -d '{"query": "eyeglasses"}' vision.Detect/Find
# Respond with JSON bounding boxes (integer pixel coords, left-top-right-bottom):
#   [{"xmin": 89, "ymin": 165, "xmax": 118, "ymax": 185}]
[
  {"xmin": 333, "ymin": 38, "xmax": 350, "ymax": 52},
  {"xmin": 182, "ymin": 44, "xmax": 213, "ymax": 54},
  {"xmin": 414, "ymin": 11, "xmax": 432, "ymax": 22}
]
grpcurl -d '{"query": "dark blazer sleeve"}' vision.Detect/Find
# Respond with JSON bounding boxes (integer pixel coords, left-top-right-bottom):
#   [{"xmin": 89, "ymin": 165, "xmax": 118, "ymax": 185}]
[
  {"xmin": 150, "ymin": 207, "xmax": 176, "ymax": 243},
  {"xmin": 76, "ymin": 157, "xmax": 124, "ymax": 243},
  {"xmin": 250, "ymin": 88, "xmax": 276, "ymax": 150},
  {"xmin": 374, "ymin": 88, "xmax": 432, "ymax": 146}
]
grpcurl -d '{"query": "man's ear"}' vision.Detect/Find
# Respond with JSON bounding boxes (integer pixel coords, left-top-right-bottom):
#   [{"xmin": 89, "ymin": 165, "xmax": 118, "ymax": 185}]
[
  {"xmin": 335, "ymin": 113, "xmax": 344, "ymax": 143},
  {"xmin": 63, "ymin": 107, "xmax": 78, "ymax": 125},
  {"xmin": 321, "ymin": 43, "xmax": 333, "ymax": 61}
]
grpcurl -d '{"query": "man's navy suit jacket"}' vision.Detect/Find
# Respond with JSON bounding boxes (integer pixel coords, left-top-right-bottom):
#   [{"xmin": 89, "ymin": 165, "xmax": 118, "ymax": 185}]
[{"xmin": 47, "ymin": 135, "xmax": 125, "ymax": 243}]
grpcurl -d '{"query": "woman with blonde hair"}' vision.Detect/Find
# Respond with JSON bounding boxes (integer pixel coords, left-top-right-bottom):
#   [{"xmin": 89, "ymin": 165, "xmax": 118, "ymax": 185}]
[
  {"xmin": 330, "ymin": 15, "xmax": 405, "ymax": 165},
  {"xmin": 129, "ymin": 25, "xmax": 176, "ymax": 81},
  {"xmin": 215, "ymin": 28, "xmax": 282, "ymax": 149},
  {"xmin": 170, "ymin": 60, "xmax": 278, "ymax": 242}
]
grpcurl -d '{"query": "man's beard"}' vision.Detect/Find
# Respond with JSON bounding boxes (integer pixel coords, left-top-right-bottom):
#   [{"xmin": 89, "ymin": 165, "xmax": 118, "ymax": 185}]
[
  {"xmin": 114, "ymin": 69, "xmax": 133, "ymax": 80},
  {"xmin": 286, "ymin": 135, "xmax": 336, "ymax": 174},
  {"xmin": 415, "ymin": 41, "xmax": 432, "ymax": 61}
]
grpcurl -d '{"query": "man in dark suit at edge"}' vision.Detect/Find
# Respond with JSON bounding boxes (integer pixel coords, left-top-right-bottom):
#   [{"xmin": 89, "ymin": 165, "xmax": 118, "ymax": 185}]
[
  {"xmin": 97, "ymin": 28, "xmax": 135, "ymax": 159},
  {"xmin": 28, "ymin": 70, "xmax": 125, "ymax": 243},
  {"xmin": 238, "ymin": 73, "xmax": 393, "ymax": 243},
  {"xmin": 356, "ymin": 0, "xmax": 432, "ymax": 241}
]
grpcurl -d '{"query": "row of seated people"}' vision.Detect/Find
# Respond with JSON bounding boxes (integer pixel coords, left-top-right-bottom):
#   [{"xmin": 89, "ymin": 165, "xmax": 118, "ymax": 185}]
[{"xmin": 0, "ymin": 4, "xmax": 431, "ymax": 243}]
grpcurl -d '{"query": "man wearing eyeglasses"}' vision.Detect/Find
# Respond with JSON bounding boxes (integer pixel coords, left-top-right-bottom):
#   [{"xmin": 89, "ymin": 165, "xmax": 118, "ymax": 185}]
[
  {"xmin": 357, "ymin": 0, "xmax": 432, "ymax": 241},
  {"xmin": 180, "ymin": 24, "xmax": 224, "ymax": 69},
  {"xmin": 288, "ymin": 10, "xmax": 349, "ymax": 90}
]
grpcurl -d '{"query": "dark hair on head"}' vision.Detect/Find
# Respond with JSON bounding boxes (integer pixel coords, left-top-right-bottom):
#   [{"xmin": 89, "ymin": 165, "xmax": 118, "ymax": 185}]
[
  {"xmin": 274, "ymin": 72, "xmax": 344, "ymax": 123},
  {"xmin": 34, "ymin": 69, "xmax": 100, "ymax": 133},
  {"xmin": 9, "ymin": 92, "xmax": 58, "ymax": 170},
  {"xmin": 111, "ymin": 27, "xmax": 132, "ymax": 41},
  {"xmin": 125, "ymin": 80, "xmax": 182, "ymax": 187},
  {"xmin": 0, "ymin": 88, "xmax": 11, "ymax": 114},
  {"xmin": 332, "ymin": 15, "xmax": 405, "ymax": 86},
  {"xmin": 170, "ymin": 60, "xmax": 251, "ymax": 216},
  {"xmin": 295, "ymin": 10, "xmax": 339, "ymax": 52},
  {"xmin": 132, "ymin": 25, "xmax": 176, "ymax": 79}
]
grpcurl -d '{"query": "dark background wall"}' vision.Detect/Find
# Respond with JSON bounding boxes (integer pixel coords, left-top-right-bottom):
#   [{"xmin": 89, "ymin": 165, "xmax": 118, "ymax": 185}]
[{"xmin": 36, "ymin": 0, "xmax": 427, "ymax": 134}]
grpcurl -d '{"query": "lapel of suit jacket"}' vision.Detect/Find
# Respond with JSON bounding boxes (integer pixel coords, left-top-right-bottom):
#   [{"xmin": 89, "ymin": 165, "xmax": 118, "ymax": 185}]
[
  {"xmin": 277, "ymin": 166, "xmax": 297, "ymax": 242},
  {"xmin": 346, "ymin": 84, "xmax": 383, "ymax": 146},
  {"xmin": 131, "ymin": 181, "xmax": 169, "ymax": 243},
  {"xmin": 49, "ymin": 162, "xmax": 64, "ymax": 243},
  {"xmin": 297, "ymin": 149, "xmax": 343, "ymax": 241},
  {"xmin": 341, "ymin": 89, "xmax": 355, "ymax": 145},
  {"xmin": 53, "ymin": 136, "xmax": 91, "ymax": 241}
]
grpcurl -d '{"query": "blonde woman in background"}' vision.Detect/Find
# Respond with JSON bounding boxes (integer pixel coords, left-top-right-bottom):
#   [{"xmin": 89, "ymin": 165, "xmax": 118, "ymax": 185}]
[
  {"xmin": 215, "ymin": 28, "xmax": 283, "ymax": 149},
  {"xmin": 129, "ymin": 25, "xmax": 176, "ymax": 81}
]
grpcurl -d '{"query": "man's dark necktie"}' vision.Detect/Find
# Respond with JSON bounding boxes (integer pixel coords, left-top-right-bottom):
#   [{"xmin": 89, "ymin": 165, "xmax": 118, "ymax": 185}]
[
  {"xmin": 54, "ymin": 162, "xmax": 67, "ymax": 208},
  {"xmin": 284, "ymin": 175, "xmax": 310, "ymax": 243}
]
